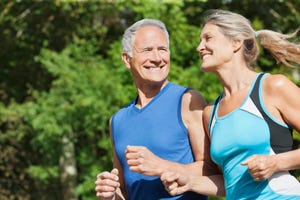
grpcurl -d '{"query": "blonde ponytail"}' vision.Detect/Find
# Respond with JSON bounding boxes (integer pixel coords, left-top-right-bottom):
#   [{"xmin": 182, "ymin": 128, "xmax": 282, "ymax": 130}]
[{"xmin": 257, "ymin": 28, "xmax": 300, "ymax": 67}]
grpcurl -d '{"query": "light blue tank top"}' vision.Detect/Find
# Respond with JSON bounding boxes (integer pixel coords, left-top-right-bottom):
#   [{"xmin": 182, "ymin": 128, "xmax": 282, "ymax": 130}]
[
  {"xmin": 112, "ymin": 82, "xmax": 207, "ymax": 200},
  {"xmin": 209, "ymin": 73, "xmax": 300, "ymax": 200}
]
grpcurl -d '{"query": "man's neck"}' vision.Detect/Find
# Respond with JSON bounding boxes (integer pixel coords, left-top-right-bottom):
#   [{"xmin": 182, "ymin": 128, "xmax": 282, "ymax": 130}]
[{"xmin": 135, "ymin": 81, "xmax": 169, "ymax": 108}]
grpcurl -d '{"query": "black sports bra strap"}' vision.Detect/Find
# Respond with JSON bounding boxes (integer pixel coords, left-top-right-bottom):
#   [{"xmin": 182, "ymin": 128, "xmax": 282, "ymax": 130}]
[
  {"xmin": 250, "ymin": 73, "xmax": 265, "ymax": 111},
  {"xmin": 208, "ymin": 94, "xmax": 222, "ymax": 132}
]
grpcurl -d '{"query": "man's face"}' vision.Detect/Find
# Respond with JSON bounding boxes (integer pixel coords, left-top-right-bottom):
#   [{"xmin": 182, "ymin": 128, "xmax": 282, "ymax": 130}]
[{"xmin": 126, "ymin": 25, "xmax": 170, "ymax": 86}]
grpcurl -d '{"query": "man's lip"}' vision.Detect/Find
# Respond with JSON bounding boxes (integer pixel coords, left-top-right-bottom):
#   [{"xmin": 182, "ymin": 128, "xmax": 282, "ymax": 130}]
[{"xmin": 145, "ymin": 66, "xmax": 164, "ymax": 69}]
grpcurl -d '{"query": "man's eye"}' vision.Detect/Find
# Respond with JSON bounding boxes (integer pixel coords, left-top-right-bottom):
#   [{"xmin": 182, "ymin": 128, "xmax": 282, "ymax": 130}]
[
  {"xmin": 142, "ymin": 48, "xmax": 152, "ymax": 53},
  {"xmin": 159, "ymin": 47, "xmax": 169, "ymax": 52}
]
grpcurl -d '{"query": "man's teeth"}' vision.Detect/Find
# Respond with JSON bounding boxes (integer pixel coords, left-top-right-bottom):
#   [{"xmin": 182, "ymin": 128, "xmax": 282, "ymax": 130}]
[{"xmin": 146, "ymin": 67, "xmax": 162, "ymax": 71}]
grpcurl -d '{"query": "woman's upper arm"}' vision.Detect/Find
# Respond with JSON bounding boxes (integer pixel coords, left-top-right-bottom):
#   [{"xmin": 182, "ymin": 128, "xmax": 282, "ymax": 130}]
[{"xmin": 263, "ymin": 74, "xmax": 300, "ymax": 132}]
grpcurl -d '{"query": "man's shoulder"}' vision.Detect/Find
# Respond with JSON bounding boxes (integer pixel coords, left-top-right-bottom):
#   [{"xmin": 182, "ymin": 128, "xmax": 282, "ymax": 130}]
[
  {"xmin": 112, "ymin": 99, "xmax": 135, "ymax": 119},
  {"xmin": 168, "ymin": 82, "xmax": 187, "ymax": 89}
]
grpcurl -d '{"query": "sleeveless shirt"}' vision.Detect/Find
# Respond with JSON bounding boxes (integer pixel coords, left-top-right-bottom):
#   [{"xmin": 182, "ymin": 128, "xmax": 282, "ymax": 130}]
[
  {"xmin": 209, "ymin": 73, "xmax": 300, "ymax": 199},
  {"xmin": 112, "ymin": 82, "xmax": 207, "ymax": 200}
]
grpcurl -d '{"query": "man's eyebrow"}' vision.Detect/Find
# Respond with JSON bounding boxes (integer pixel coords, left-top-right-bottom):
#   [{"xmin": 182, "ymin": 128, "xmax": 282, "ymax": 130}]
[{"xmin": 134, "ymin": 46, "xmax": 151, "ymax": 51}]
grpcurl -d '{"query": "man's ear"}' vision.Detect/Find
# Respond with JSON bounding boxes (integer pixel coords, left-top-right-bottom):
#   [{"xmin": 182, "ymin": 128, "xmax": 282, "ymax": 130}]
[
  {"xmin": 232, "ymin": 39, "xmax": 243, "ymax": 53},
  {"xmin": 122, "ymin": 52, "xmax": 131, "ymax": 69}
]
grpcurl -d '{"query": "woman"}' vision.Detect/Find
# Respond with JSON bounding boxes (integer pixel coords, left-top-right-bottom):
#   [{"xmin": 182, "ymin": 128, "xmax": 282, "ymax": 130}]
[{"xmin": 161, "ymin": 9, "xmax": 300, "ymax": 199}]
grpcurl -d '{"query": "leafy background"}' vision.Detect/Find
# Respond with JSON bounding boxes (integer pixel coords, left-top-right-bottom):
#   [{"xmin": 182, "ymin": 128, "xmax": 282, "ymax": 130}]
[{"xmin": 0, "ymin": 0, "xmax": 299, "ymax": 199}]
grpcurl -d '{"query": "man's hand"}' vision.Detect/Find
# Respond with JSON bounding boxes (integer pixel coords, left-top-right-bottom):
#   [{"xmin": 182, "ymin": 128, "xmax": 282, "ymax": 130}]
[
  {"xmin": 125, "ymin": 145, "xmax": 164, "ymax": 176},
  {"xmin": 95, "ymin": 168, "xmax": 120, "ymax": 200}
]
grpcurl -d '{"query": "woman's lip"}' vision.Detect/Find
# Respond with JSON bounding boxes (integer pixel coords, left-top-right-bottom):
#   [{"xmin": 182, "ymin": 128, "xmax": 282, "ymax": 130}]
[{"xmin": 202, "ymin": 54, "xmax": 211, "ymax": 60}]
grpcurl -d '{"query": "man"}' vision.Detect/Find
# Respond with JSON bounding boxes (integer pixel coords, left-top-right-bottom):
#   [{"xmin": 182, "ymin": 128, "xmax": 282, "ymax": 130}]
[{"xmin": 95, "ymin": 18, "xmax": 214, "ymax": 200}]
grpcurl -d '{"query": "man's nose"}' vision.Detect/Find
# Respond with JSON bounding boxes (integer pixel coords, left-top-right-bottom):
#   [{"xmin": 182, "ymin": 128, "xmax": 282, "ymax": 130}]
[{"xmin": 149, "ymin": 49, "xmax": 162, "ymax": 61}]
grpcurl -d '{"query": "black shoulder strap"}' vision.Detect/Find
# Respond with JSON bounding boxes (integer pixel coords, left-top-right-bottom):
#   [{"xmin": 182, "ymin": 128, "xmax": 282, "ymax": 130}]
[
  {"xmin": 209, "ymin": 73, "xmax": 265, "ymax": 132},
  {"xmin": 249, "ymin": 73, "xmax": 265, "ymax": 111},
  {"xmin": 208, "ymin": 94, "xmax": 222, "ymax": 132},
  {"xmin": 249, "ymin": 73, "xmax": 293, "ymax": 154}
]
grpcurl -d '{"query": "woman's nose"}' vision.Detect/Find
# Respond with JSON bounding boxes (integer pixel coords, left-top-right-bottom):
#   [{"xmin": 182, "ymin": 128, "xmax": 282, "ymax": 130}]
[{"xmin": 196, "ymin": 41, "xmax": 204, "ymax": 52}]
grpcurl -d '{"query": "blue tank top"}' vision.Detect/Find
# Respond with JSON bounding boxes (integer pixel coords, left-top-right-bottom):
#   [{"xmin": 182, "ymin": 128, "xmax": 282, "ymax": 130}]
[
  {"xmin": 209, "ymin": 73, "xmax": 300, "ymax": 200},
  {"xmin": 112, "ymin": 82, "xmax": 207, "ymax": 200}
]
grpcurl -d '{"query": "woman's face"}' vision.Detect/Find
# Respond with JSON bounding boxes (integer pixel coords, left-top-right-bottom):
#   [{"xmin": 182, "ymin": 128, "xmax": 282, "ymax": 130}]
[{"xmin": 197, "ymin": 23, "xmax": 237, "ymax": 72}]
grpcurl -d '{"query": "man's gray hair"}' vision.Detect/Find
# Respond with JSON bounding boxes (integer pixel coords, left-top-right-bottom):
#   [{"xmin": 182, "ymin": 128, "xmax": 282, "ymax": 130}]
[{"xmin": 122, "ymin": 19, "xmax": 169, "ymax": 57}]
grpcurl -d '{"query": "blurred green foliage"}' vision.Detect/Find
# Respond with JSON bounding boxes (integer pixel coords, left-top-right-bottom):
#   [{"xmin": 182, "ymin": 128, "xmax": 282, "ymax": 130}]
[{"xmin": 0, "ymin": 0, "xmax": 299, "ymax": 199}]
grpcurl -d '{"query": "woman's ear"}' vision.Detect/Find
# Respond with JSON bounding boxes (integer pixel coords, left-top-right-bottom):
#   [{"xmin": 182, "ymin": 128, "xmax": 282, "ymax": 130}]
[
  {"xmin": 232, "ymin": 39, "xmax": 243, "ymax": 53},
  {"xmin": 121, "ymin": 52, "xmax": 131, "ymax": 69}
]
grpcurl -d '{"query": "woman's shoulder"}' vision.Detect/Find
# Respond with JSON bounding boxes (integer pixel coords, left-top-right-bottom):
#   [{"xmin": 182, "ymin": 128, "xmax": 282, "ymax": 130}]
[
  {"xmin": 263, "ymin": 73, "xmax": 293, "ymax": 92},
  {"xmin": 262, "ymin": 73, "xmax": 299, "ymax": 106}
]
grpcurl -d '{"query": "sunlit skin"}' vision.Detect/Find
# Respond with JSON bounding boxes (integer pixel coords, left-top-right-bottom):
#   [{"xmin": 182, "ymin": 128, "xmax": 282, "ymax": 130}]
[
  {"xmin": 122, "ymin": 25, "xmax": 170, "ymax": 107},
  {"xmin": 161, "ymin": 22, "xmax": 300, "ymax": 197},
  {"xmin": 95, "ymin": 24, "xmax": 214, "ymax": 199},
  {"xmin": 200, "ymin": 23, "xmax": 300, "ymax": 182},
  {"xmin": 95, "ymin": 25, "xmax": 173, "ymax": 200},
  {"xmin": 197, "ymin": 23, "xmax": 243, "ymax": 74}
]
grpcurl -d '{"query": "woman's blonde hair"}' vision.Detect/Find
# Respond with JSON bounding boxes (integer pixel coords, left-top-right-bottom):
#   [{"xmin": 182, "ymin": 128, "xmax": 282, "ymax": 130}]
[{"xmin": 203, "ymin": 9, "xmax": 300, "ymax": 67}]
